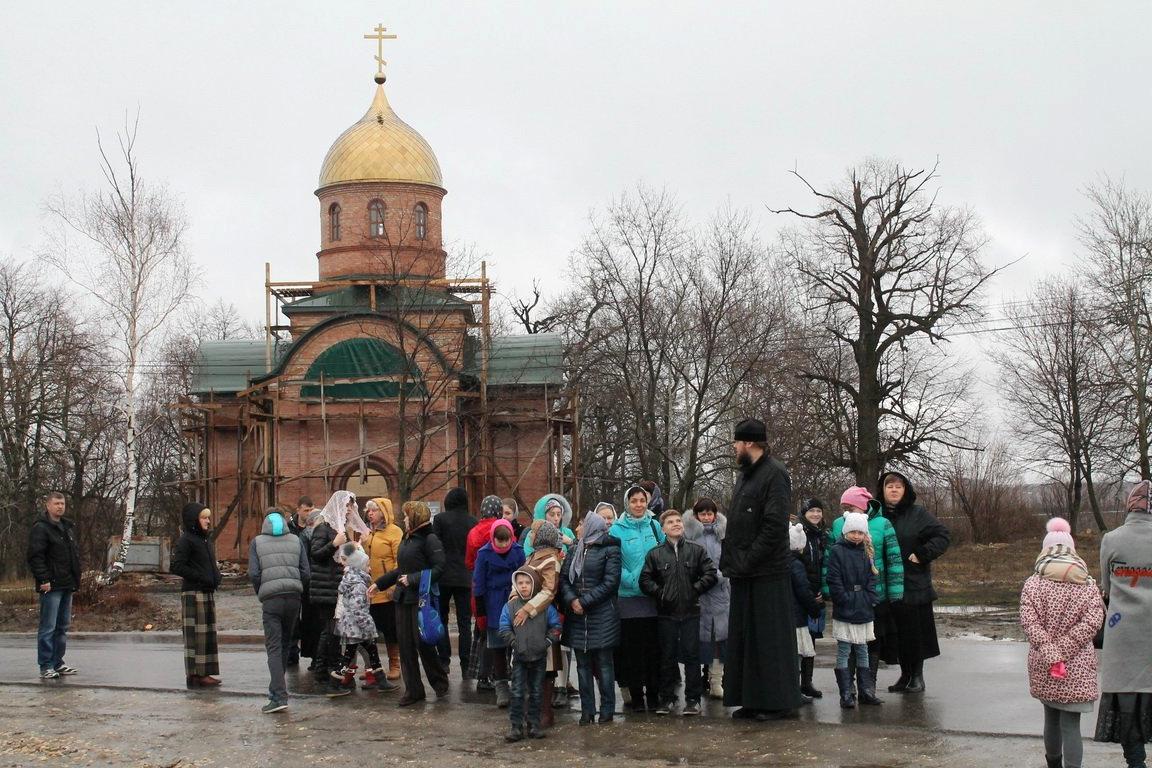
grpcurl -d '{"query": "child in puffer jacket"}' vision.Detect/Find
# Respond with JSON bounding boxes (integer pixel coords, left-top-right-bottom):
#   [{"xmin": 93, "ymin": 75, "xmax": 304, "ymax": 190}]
[
  {"xmin": 826, "ymin": 512, "xmax": 880, "ymax": 710},
  {"xmin": 329, "ymin": 542, "xmax": 395, "ymax": 697}
]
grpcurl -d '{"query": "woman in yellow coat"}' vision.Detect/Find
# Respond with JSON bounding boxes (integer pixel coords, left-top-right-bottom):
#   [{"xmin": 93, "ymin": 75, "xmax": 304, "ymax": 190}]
[{"xmin": 364, "ymin": 497, "xmax": 404, "ymax": 681}]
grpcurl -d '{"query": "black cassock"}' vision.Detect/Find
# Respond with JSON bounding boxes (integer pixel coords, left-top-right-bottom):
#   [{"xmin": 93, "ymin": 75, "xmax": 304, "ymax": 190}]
[{"xmin": 723, "ymin": 574, "xmax": 802, "ymax": 711}]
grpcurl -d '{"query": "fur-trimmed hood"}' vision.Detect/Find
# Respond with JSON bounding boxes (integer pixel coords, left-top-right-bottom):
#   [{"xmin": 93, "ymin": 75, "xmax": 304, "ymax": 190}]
[{"xmin": 683, "ymin": 509, "xmax": 727, "ymax": 542}]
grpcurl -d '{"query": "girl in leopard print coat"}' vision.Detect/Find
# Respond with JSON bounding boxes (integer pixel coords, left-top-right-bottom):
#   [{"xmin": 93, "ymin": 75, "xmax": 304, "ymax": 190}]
[{"xmin": 1018, "ymin": 518, "xmax": 1104, "ymax": 768}]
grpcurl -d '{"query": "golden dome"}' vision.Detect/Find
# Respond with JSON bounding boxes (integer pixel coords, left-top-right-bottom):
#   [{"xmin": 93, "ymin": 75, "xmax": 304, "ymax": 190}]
[{"xmin": 318, "ymin": 85, "xmax": 443, "ymax": 189}]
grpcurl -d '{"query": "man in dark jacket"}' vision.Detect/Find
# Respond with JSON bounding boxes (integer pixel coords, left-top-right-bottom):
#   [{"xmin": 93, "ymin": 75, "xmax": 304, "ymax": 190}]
[
  {"xmin": 432, "ymin": 487, "xmax": 476, "ymax": 675},
  {"xmin": 720, "ymin": 418, "xmax": 803, "ymax": 720},
  {"xmin": 26, "ymin": 491, "xmax": 82, "ymax": 679},
  {"xmin": 641, "ymin": 509, "xmax": 718, "ymax": 715}
]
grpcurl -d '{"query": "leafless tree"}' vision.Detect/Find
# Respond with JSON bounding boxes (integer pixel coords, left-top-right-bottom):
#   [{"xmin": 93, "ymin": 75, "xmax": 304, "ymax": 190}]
[
  {"xmin": 772, "ymin": 160, "xmax": 999, "ymax": 485},
  {"xmin": 43, "ymin": 116, "xmax": 198, "ymax": 584},
  {"xmin": 509, "ymin": 280, "xmax": 561, "ymax": 335},
  {"xmin": 1077, "ymin": 176, "xmax": 1152, "ymax": 478},
  {"xmin": 992, "ymin": 278, "xmax": 1116, "ymax": 531},
  {"xmin": 944, "ymin": 432, "xmax": 1027, "ymax": 544}
]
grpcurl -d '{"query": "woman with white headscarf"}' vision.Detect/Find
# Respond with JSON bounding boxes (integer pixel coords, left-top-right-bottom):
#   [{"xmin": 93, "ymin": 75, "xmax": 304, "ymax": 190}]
[{"xmin": 308, "ymin": 490, "xmax": 369, "ymax": 679}]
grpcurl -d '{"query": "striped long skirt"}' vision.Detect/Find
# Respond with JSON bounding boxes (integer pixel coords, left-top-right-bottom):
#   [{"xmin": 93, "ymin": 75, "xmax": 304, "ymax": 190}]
[{"xmin": 181, "ymin": 590, "xmax": 220, "ymax": 677}]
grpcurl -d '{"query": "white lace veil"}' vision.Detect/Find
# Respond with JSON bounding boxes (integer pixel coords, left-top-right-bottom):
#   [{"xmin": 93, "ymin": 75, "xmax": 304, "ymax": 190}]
[{"xmin": 319, "ymin": 490, "xmax": 370, "ymax": 537}]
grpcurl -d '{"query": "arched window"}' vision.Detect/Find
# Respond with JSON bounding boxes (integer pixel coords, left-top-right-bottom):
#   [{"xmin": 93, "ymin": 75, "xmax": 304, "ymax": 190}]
[
  {"xmin": 328, "ymin": 203, "xmax": 341, "ymax": 241},
  {"xmin": 368, "ymin": 199, "xmax": 386, "ymax": 237},
  {"xmin": 414, "ymin": 203, "xmax": 428, "ymax": 240}
]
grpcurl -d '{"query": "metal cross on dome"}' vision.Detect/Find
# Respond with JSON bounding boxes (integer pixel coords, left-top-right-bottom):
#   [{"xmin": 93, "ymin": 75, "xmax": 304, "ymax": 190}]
[{"xmin": 364, "ymin": 23, "xmax": 397, "ymax": 83}]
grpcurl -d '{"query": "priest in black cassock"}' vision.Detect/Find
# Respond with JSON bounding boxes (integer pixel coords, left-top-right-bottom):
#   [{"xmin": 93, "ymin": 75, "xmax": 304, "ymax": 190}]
[{"xmin": 720, "ymin": 418, "xmax": 802, "ymax": 720}]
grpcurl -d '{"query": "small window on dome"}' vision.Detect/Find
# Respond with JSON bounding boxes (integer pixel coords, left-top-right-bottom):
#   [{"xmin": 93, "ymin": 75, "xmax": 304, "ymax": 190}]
[
  {"xmin": 368, "ymin": 199, "xmax": 386, "ymax": 237},
  {"xmin": 329, "ymin": 203, "xmax": 341, "ymax": 241},
  {"xmin": 415, "ymin": 203, "xmax": 428, "ymax": 240}
]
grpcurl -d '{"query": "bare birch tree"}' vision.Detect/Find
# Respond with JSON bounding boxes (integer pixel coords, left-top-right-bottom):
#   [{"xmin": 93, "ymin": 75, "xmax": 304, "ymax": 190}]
[{"xmin": 44, "ymin": 117, "xmax": 196, "ymax": 584}]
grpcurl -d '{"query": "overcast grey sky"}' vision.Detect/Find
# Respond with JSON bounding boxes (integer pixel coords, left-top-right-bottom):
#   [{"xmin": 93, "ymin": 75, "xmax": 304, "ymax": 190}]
[{"xmin": 2, "ymin": 1, "xmax": 1151, "ymax": 334}]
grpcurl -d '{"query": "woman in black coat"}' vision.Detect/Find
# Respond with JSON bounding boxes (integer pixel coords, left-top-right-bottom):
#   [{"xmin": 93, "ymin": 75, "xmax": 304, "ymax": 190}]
[
  {"xmin": 369, "ymin": 500, "xmax": 449, "ymax": 706},
  {"xmin": 877, "ymin": 471, "xmax": 950, "ymax": 694},
  {"xmin": 559, "ymin": 512, "xmax": 622, "ymax": 725},
  {"xmin": 171, "ymin": 502, "xmax": 222, "ymax": 688}
]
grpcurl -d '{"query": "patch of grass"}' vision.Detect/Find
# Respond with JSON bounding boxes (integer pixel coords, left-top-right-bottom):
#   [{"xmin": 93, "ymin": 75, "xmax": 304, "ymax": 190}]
[
  {"xmin": 0, "ymin": 578, "xmax": 37, "ymax": 607},
  {"xmin": 934, "ymin": 538, "xmax": 1102, "ymax": 606}
]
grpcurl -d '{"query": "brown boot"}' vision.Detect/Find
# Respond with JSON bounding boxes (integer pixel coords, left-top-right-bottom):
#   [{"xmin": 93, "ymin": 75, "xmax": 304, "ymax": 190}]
[
  {"xmin": 386, "ymin": 644, "xmax": 401, "ymax": 680},
  {"xmin": 541, "ymin": 676, "xmax": 555, "ymax": 728},
  {"xmin": 198, "ymin": 675, "xmax": 221, "ymax": 687}
]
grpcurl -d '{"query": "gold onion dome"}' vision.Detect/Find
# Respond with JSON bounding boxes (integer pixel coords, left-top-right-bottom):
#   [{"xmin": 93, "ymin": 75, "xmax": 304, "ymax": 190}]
[{"xmin": 318, "ymin": 84, "xmax": 443, "ymax": 188}]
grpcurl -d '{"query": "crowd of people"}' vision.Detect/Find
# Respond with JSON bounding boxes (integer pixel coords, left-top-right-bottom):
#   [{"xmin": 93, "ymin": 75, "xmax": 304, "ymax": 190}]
[{"xmin": 24, "ymin": 418, "xmax": 1152, "ymax": 766}]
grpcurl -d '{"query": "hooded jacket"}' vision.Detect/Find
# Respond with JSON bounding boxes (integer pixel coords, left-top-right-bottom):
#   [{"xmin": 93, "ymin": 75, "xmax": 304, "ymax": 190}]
[
  {"xmin": 683, "ymin": 510, "xmax": 730, "ymax": 643},
  {"xmin": 26, "ymin": 511, "xmax": 82, "ymax": 592},
  {"xmin": 609, "ymin": 509, "xmax": 665, "ymax": 598},
  {"xmin": 499, "ymin": 567, "xmax": 562, "ymax": 662},
  {"xmin": 826, "ymin": 537, "xmax": 878, "ymax": 624},
  {"xmin": 877, "ymin": 471, "xmax": 950, "ymax": 605},
  {"xmin": 790, "ymin": 553, "xmax": 823, "ymax": 628},
  {"xmin": 171, "ymin": 502, "xmax": 221, "ymax": 593},
  {"xmin": 823, "ymin": 500, "xmax": 904, "ymax": 602},
  {"xmin": 472, "ymin": 532, "xmax": 526, "ymax": 627},
  {"xmin": 640, "ymin": 536, "xmax": 719, "ymax": 619},
  {"xmin": 249, "ymin": 512, "xmax": 310, "ymax": 602},
  {"xmin": 559, "ymin": 532, "xmax": 622, "ymax": 651},
  {"xmin": 720, "ymin": 452, "xmax": 793, "ymax": 580},
  {"xmin": 432, "ymin": 487, "xmax": 477, "ymax": 588},
  {"xmin": 363, "ymin": 497, "xmax": 403, "ymax": 604},
  {"xmin": 525, "ymin": 494, "xmax": 576, "ymax": 556},
  {"xmin": 374, "ymin": 522, "xmax": 445, "ymax": 605}
]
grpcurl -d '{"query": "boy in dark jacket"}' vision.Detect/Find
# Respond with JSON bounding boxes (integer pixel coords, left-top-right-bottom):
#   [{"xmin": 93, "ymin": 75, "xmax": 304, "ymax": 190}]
[
  {"xmin": 640, "ymin": 509, "xmax": 718, "ymax": 715},
  {"xmin": 499, "ymin": 567, "xmax": 562, "ymax": 741}
]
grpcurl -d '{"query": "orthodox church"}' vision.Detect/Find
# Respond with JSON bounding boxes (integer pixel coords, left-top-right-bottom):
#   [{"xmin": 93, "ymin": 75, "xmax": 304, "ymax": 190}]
[{"xmin": 188, "ymin": 29, "xmax": 567, "ymax": 558}]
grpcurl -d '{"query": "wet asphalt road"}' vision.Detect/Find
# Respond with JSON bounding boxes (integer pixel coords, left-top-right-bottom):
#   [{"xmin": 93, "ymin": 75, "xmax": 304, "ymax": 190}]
[{"xmin": 0, "ymin": 634, "xmax": 1126, "ymax": 767}]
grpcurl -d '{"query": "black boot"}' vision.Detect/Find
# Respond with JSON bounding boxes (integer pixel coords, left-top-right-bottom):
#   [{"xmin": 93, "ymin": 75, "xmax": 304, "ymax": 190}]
[
  {"xmin": 799, "ymin": 657, "xmax": 823, "ymax": 699},
  {"xmin": 834, "ymin": 668, "xmax": 856, "ymax": 709},
  {"xmin": 905, "ymin": 660, "xmax": 925, "ymax": 693},
  {"xmin": 857, "ymin": 666, "xmax": 883, "ymax": 705},
  {"xmin": 888, "ymin": 661, "xmax": 911, "ymax": 692},
  {"xmin": 1044, "ymin": 756, "xmax": 1061, "ymax": 768}
]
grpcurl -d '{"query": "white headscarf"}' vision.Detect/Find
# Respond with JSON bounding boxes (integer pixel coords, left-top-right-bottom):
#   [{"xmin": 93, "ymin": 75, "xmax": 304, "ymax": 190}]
[{"xmin": 319, "ymin": 490, "xmax": 370, "ymax": 537}]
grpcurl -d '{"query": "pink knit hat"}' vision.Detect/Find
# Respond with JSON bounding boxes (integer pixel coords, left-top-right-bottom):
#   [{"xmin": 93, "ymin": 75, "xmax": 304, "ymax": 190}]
[
  {"xmin": 840, "ymin": 486, "xmax": 873, "ymax": 512},
  {"xmin": 1042, "ymin": 517, "xmax": 1075, "ymax": 551}
]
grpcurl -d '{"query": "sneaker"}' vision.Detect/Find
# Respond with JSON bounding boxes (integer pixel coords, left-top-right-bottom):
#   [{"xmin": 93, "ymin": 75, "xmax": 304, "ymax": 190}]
[
  {"xmin": 504, "ymin": 726, "xmax": 524, "ymax": 743},
  {"xmin": 682, "ymin": 700, "xmax": 700, "ymax": 716},
  {"xmin": 261, "ymin": 700, "xmax": 288, "ymax": 714},
  {"xmin": 655, "ymin": 700, "xmax": 673, "ymax": 715},
  {"xmin": 40, "ymin": 668, "xmax": 60, "ymax": 679},
  {"xmin": 54, "ymin": 664, "xmax": 78, "ymax": 676}
]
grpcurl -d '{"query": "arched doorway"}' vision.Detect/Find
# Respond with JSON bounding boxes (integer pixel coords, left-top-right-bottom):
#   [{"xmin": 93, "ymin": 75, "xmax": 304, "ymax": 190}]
[{"xmin": 336, "ymin": 460, "xmax": 393, "ymax": 509}]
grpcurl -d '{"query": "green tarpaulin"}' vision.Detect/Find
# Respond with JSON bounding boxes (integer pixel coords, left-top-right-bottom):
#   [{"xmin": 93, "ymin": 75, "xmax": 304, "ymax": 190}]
[{"xmin": 300, "ymin": 338, "xmax": 423, "ymax": 399}]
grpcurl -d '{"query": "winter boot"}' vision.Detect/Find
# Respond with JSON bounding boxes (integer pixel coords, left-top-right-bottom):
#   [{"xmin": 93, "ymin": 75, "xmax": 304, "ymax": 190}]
[
  {"xmin": 386, "ymin": 643, "xmax": 402, "ymax": 680},
  {"xmin": 709, "ymin": 660, "xmax": 724, "ymax": 700},
  {"xmin": 369, "ymin": 668, "xmax": 398, "ymax": 692},
  {"xmin": 494, "ymin": 679, "xmax": 512, "ymax": 708},
  {"xmin": 799, "ymin": 657, "xmax": 822, "ymax": 698},
  {"xmin": 1044, "ymin": 756, "xmax": 1062, "ymax": 768},
  {"xmin": 834, "ymin": 668, "xmax": 856, "ymax": 709},
  {"xmin": 553, "ymin": 684, "xmax": 569, "ymax": 709},
  {"xmin": 857, "ymin": 666, "xmax": 883, "ymax": 705},
  {"xmin": 888, "ymin": 663, "xmax": 911, "ymax": 693},
  {"xmin": 905, "ymin": 660, "xmax": 925, "ymax": 693},
  {"xmin": 361, "ymin": 668, "xmax": 377, "ymax": 687}
]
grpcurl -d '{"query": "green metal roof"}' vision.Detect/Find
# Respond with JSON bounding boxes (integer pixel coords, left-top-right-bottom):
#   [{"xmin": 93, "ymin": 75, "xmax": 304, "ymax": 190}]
[
  {"xmin": 283, "ymin": 285, "xmax": 472, "ymax": 315},
  {"xmin": 485, "ymin": 334, "xmax": 565, "ymax": 387},
  {"xmin": 190, "ymin": 340, "xmax": 283, "ymax": 395}
]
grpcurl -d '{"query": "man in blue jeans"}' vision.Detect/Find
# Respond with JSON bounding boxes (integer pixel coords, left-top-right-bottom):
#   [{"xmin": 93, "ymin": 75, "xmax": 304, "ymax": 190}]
[{"xmin": 26, "ymin": 491, "xmax": 82, "ymax": 679}]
